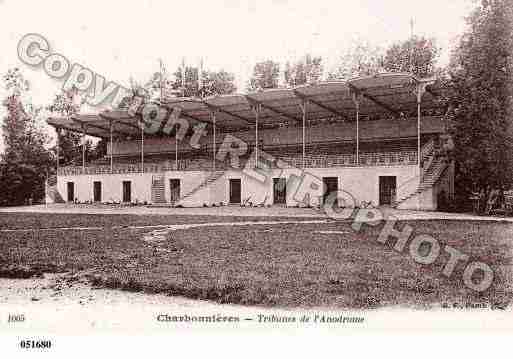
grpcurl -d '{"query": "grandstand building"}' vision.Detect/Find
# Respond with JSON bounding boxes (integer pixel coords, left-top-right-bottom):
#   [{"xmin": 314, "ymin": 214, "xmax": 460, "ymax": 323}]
[{"xmin": 46, "ymin": 73, "xmax": 454, "ymax": 210}]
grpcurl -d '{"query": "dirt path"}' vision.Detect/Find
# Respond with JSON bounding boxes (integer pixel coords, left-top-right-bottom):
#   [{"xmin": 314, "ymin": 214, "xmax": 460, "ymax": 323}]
[
  {"xmin": 2, "ymin": 204, "xmax": 513, "ymax": 222},
  {"xmin": 0, "ymin": 275, "xmax": 509, "ymax": 333},
  {"xmin": 141, "ymin": 219, "xmax": 328, "ymax": 242},
  {"xmin": 0, "ymin": 274, "xmax": 269, "ymax": 332}
]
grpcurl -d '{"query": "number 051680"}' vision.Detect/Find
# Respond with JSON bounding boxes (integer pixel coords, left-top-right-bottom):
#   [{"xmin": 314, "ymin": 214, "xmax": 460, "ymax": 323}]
[{"xmin": 19, "ymin": 340, "xmax": 52, "ymax": 349}]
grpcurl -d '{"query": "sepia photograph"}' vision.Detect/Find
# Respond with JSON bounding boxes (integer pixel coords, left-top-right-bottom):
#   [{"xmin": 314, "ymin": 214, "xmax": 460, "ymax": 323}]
[{"xmin": 0, "ymin": 0, "xmax": 512, "ymax": 355}]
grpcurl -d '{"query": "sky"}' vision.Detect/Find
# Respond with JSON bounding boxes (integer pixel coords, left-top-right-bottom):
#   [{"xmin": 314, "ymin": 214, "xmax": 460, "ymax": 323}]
[{"xmin": 0, "ymin": 0, "xmax": 473, "ymax": 148}]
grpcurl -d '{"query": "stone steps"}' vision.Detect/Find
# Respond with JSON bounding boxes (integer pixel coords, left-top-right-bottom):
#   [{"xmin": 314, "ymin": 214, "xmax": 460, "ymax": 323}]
[
  {"xmin": 151, "ymin": 175, "xmax": 166, "ymax": 204},
  {"xmin": 394, "ymin": 157, "xmax": 448, "ymax": 206}
]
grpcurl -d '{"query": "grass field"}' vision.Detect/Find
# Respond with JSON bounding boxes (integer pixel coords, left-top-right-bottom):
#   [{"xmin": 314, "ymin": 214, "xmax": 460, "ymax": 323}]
[{"xmin": 0, "ymin": 212, "xmax": 512, "ymax": 309}]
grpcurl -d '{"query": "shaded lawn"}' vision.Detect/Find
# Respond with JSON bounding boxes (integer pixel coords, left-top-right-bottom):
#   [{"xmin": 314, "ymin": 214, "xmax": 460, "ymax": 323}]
[{"xmin": 0, "ymin": 213, "xmax": 512, "ymax": 309}]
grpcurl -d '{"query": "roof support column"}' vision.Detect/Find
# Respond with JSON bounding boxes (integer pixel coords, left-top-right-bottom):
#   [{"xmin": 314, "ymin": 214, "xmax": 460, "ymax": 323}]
[
  {"xmin": 56, "ymin": 128, "xmax": 60, "ymax": 175},
  {"xmin": 252, "ymin": 104, "xmax": 261, "ymax": 168},
  {"xmin": 140, "ymin": 118, "xmax": 145, "ymax": 173},
  {"xmin": 175, "ymin": 136, "xmax": 179, "ymax": 171},
  {"xmin": 109, "ymin": 120, "xmax": 114, "ymax": 174},
  {"xmin": 212, "ymin": 111, "xmax": 216, "ymax": 172},
  {"xmin": 351, "ymin": 90, "xmax": 362, "ymax": 166},
  {"xmin": 174, "ymin": 111, "xmax": 179, "ymax": 171},
  {"xmin": 81, "ymin": 125, "xmax": 86, "ymax": 174},
  {"xmin": 416, "ymin": 82, "xmax": 429, "ymax": 168},
  {"xmin": 299, "ymin": 100, "xmax": 308, "ymax": 169}
]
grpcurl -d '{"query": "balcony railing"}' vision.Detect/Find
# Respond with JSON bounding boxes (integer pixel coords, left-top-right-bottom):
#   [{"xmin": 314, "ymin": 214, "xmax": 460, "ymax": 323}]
[
  {"xmin": 58, "ymin": 150, "xmax": 418, "ymax": 176},
  {"xmin": 58, "ymin": 162, "xmax": 189, "ymax": 176},
  {"xmin": 279, "ymin": 151, "xmax": 417, "ymax": 168}
]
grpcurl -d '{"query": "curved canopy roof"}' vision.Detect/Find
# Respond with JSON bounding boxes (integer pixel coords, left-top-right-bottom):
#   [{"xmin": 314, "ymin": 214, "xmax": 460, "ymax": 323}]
[{"xmin": 47, "ymin": 72, "xmax": 442, "ymax": 138}]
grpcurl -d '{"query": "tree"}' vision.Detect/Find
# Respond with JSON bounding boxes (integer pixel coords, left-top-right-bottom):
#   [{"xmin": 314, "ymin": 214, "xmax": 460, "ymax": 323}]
[
  {"xmin": 248, "ymin": 60, "xmax": 280, "ymax": 91},
  {"xmin": 117, "ymin": 77, "xmax": 152, "ymax": 109},
  {"xmin": 127, "ymin": 62, "xmax": 237, "ymax": 101},
  {"xmin": 0, "ymin": 68, "xmax": 52, "ymax": 205},
  {"xmin": 383, "ymin": 36, "xmax": 440, "ymax": 78},
  {"xmin": 284, "ymin": 54, "xmax": 323, "ymax": 87},
  {"xmin": 90, "ymin": 138, "xmax": 108, "ymax": 160},
  {"xmin": 168, "ymin": 65, "xmax": 200, "ymax": 98},
  {"xmin": 447, "ymin": 0, "xmax": 513, "ymax": 209},
  {"xmin": 46, "ymin": 88, "xmax": 85, "ymax": 166},
  {"xmin": 200, "ymin": 69, "xmax": 237, "ymax": 97},
  {"xmin": 171, "ymin": 66, "xmax": 237, "ymax": 98},
  {"xmin": 328, "ymin": 40, "xmax": 384, "ymax": 80},
  {"xmin": 46, "ymin": 88, "xmax": 104, "ymax": 165}
]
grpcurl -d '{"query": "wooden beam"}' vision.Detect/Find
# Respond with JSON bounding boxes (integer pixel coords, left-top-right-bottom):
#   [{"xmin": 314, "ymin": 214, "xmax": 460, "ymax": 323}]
[
  {"xmin": 58, "ymin": 126, "xmax": 106, "ymax": 139},
  {"xmin": 245, "ymin": 95, "xmax": 302, "ymax": 123},
  {"xmin": 361, "ymin": 93, "xmax": 401, "ymax": 116},
  {"xmin": 203, "ymin": 101, "xmax": 254, "ymax": 125},
  {"xmin": 63, "ymin": 118, "xmax": 106, "ymax": 138},
  {"xmin": 111, "ymin": 121, "xmax": 141, "ymax": 136},
  {"xmin": 74, "ymin": 117, "xmax": 133, "ymax": 138},
  {"xmin": 349, "ymin": 84, "xmax": 401, "ymax": 116},
  {"xmin": 293, "ymin": 90, "xmax": 348, "ymax": 120},
  {"xmin": 159, "ymin": 103, "xmax": 213, "ymax": 127},
  {"xmin": 113, "ymin": 119, "xmax": 141, "ymax": 133},
  {"xmin": 100, "ymin": 112, "xmax": 142, "ymax": 133}
]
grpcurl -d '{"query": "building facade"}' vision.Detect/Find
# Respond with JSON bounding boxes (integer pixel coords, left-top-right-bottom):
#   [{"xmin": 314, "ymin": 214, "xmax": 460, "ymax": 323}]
[{"xmin": 46, "ymin": 73, "xmax": 454, "ymax": 211}]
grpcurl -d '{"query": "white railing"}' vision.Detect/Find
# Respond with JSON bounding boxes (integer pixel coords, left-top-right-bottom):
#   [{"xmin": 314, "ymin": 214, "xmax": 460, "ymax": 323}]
[
  {"xmin": 58, "ymin": 162, "xmax": 186, "ymax": 176},
  {"xmin": 58, "ymin": 160, "xmax": 230, "ymax": 176},
  {"xmin": 58, "ymin": 150, "xmax": 419, "ymax": 176},
  {"xmin": 280, "ymin": 151, "xmax": 417, "ymax": 168}
]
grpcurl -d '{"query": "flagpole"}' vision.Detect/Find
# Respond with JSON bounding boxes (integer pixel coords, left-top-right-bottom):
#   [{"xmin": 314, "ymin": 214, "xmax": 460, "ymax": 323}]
[
  {"xmin": 181, "ymin": 57, "xmax": 186, "ymax": 97},
  {"xmin": 159, "ymin": 59, "xmax": 164, "ymax": 101},
  {"xmin": 410, "ymin": 18, "xmax": 415, "ymax": 73},
  {"xmin": 198, "ymin": 57, "xmax": 203, "ymax": 97}
]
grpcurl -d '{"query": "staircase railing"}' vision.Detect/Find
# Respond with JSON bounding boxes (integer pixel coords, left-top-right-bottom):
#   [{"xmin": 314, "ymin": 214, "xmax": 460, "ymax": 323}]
[
  {"xmin": 177, "ymin": 170, "xmax": 225, "ymax": 204},
  {"xmin": 420, "ymin": 139, "xmax": 435, "ymax": 162},
  {"xmin": 419, "ymin": 160, "xmax": 448, "ymax": 191},
  {"xmin": 394, "ymin": 157, "xmax": 448, "ymax": 207},
  {"xmin": 420, "ymin": 139, "xmax": 436, "ymax": 181},
  {"xmin": 45, "ymin": 177, "xmax": 65, "ymax": 204},
  {"xmin": 392, "ymin": 174, "xmax": 422, "ymax": 206}
]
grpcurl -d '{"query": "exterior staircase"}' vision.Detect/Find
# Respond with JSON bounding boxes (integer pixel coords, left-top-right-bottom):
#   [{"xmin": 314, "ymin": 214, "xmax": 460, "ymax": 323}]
[
  {"xmin": 151, "ymin": 174, "xmax": 166, "ymax": 204},
  {"xmin": 177, "ymin": 170, "xmax": 225, "ymax": 204},
  {"xmin": 394, "ymin": 156, "xmax": 448, "ymax": 207},
  {"xmin": 418, "ymin": 158, "xmax": 449, "ymax": 192},
  {"xmin": 45, "ymin": 176, "xmax": 65, "ymax": 204},
  {"xmin": 393, "ymin": 139, "xmax": 448, "ymax": 208}
]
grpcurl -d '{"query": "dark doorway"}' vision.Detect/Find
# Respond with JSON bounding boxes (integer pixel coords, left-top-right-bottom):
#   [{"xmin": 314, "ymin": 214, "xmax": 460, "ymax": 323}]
[
  {"xmin": 322, "ymin": 177, "xmax": 338, "ymax": 206},
  {"xmin": 67, "ymin": 182, "xmax": 74, "ymax": 202},
  {"xmin": 229, "ymin": 179, "xmax": 241, "ymax": 204},
  {"xmin": 93, "ymin": 181, "xmax": 102, "ymax": 202},
  {"xmin": 273, "ymin": 178, "xmax": 287, "ymax": 205},
  {"xmin": 379, "ymin": 176, "xmax": 397, "ymax": 206},
  {"xmin": 169, "ymin": 179, "xmax": 181, "ymax": 203},
  {"xmin": 122, "ymin": 181, "xmax": 131, "ymax": 203}
]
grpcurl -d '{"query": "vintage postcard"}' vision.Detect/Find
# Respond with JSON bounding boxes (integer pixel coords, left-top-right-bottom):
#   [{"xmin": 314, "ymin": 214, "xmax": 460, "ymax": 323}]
[{"xmin": 0, "ymin": 0, "xmax": 512, "ymax": 356}]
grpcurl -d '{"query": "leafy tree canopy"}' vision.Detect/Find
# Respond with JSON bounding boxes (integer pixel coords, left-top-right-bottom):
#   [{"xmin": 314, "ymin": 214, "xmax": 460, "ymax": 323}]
[
  {"xmin": 447, "ymin": 0, "xmax": 513, "ymax": 203},
  {"xmin": 248, "ymin": 60, "xmax": 280, "ymax": 91},
  {"xmin": 383, "ymin": 36, "xmax": 440, "ymax": 78},
  {"xmin": 1, "ymin": 68, "xmax": 52, "ymax": 205},
  {"xmin": 284, "ymin": 54, "xmax": 323, "ymax": 87}
]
